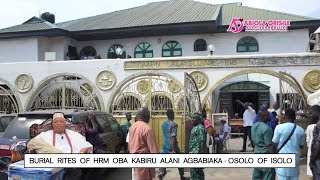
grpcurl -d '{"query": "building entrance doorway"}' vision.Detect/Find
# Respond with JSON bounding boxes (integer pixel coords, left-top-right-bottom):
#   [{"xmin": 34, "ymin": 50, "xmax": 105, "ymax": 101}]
[
  {"xmin": 232, "ymin": 92, "xmax": 258, "ymax": 118},
  {"xmin": 219, "ymin": 81, "xmax": 270, "ymax": 118}
]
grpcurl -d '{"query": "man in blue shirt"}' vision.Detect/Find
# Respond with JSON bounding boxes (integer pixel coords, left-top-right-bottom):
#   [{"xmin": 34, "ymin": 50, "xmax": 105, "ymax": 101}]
[
  {"xmin": 272, "ymin": 109, "xmax": 305, "ymax": 180},
  {"xmin": 253, "ymin": 104, "xmax": 278, "ymax": 132},
  {"xmin": 158, "ymin": 109, "xmax": 186, "ymax": 180}
]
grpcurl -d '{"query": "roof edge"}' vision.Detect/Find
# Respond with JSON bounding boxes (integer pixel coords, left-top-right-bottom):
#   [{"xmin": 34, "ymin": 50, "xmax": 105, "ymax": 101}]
[
  {"xmin": 23, "ymin": 17, "xmax": 45, "ymax": 24},
  {"xmin": 0, "ymin": 29, "xmax": 71, "ymax": 40},
  {"xmin": 240, "ymin": 5, "xmax": 316, "ymax": 20},
  {"xmin": 1, "ymin": 19, "xmax": 319, "ymax": 40}
]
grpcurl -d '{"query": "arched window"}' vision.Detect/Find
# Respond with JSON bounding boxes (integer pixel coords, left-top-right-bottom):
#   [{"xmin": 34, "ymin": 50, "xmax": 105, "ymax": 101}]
[
  {"xmin": 108, "ymin": 44, "xmax": 126, "ymax": 59},
  {"xmin": 237, "ymin": 36, "xmax": 259, "ymax": 52},
  {"xmin": 134, "ymin": 42, "xmax": 153, "ymax": 58},
  {"xmin": 162, "ymin": 41, "xmax": 182, "ymax": 57},
  {"xmin": 116, "ymin": 95, "xmax": 142, "ymax": 111},
  {"xmin": 79, "ymin": 46, "xmax": 97, "ymax": 59},
  {"xmin": 151, "ymin": 95, "xmax": 173, "ymax": 115},
  {"xmin": 194, "ymin": 39, "xmax": 207, "ymax": 51}
]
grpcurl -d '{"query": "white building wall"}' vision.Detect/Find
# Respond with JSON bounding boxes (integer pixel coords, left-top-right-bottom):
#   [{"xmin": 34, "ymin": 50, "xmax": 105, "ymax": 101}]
[
  {"xmin": 37, "ymin": 37, "xmax": 67, "ymax": 61},
  {"xmin": 210, "ymin": 29, "xmax": 309, "ymax": 55},
  {"xmin": 38, "ymin": 37, "xmax": 48, "ymax": 61},
  {"xmin": 0, "ymin": 38, "xmax": 38, "ymax": 62},
  {"xmin": 0, "ymin": 53, "xmax": 317, "ymax": 112},
  {"xmin": 77, "ymin": 29, "xmax": 309, "ymax": 58},
  {"xmin": 0, "ymin": 29, "xmax": 310, "ymax": 62}
]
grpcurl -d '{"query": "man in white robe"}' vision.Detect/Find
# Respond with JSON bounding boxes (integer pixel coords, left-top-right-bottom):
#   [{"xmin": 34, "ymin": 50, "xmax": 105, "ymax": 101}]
[
  {"xmin": 306, "ymin": 90, "xmax": 320, "ymax": 177},
  {"xmin": 30, "ymin": 112, "xmax": 93, "ymax": 154},
  {"xmin": 35, "ymin": 128, "xmax": 92, "ymax": 153}
]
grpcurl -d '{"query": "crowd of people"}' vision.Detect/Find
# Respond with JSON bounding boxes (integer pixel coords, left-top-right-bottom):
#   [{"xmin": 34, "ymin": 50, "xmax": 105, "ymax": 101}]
[
  {"xmin": 124, "ymin": 90, "xmax": 320, "ymax": 180},
  {"xmin": 124, "ymin": 107, "xmax": 233, "ymax": 180},
  {"xmin": 233, "ymin": 90, "xmax": 320, "ymax": 180},
  {"xmin": 20, "ymin": 88, "xmax": 320, "ymax": 180}
]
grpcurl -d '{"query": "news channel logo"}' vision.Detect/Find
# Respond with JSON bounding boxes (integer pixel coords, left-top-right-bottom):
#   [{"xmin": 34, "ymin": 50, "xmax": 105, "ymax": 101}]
[{"xmin": 227, "ymin": 17, "xmax": 290, "ymax": 33}]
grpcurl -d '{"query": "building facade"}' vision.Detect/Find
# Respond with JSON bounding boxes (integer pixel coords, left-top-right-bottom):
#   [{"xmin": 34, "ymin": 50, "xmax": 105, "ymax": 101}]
[{"xmin": 0, "ymin": 0, "xmax": 320, "ymax": 150}]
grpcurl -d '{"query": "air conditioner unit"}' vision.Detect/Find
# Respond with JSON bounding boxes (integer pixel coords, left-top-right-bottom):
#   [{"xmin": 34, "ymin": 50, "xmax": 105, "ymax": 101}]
[{"xmin": 45, "ymin": 52, "xmax": 56, "ymax": 61}]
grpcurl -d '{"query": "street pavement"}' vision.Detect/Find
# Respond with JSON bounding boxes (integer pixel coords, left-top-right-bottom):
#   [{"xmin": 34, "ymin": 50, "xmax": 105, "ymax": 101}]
[{"xmin": 161, "ymin": 138, "xmax": 311, "ymax": 180}]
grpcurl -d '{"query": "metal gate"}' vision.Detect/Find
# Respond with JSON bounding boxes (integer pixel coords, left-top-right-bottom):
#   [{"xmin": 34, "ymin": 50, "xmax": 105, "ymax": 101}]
[
  {"xmin": 278, "ymin": 71, "xmax": 308, "ymax": 123},
  {"xmin": 29, "ymin": 76, "xmax": 101, "ymax": 111},
  {"xmin": 111, "ymin": 74, "xmax": 185, "ymax": 151},
  {"xmin": 0, "ymin": 86, "xmax": 19, "ymax": 113},
  {"xmin": 184, "ymin": 72, "xmax": 201, "ymax": 153}
]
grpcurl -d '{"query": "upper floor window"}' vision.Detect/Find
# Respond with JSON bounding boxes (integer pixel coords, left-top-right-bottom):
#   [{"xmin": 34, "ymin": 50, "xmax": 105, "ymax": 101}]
[
  {"xmin": 237, "ymin": 36, "xmax": 259, "ymax": 52},
  {"xmin": 194, "ymin": 39, "xmax": 207, "ymax": 51},
  {"xmin": 134, "ymin": 42, "xmax": 153, "ymax": 58},
  {"xmin": 79, "ymin": 46, "xmax": 97, "ymax": 59},
  {"xmin": 108, "ymin": 44, "xmax": 126, "ymax": 59},
  {"xmin": 162, "ymin": 41, "xmax": 182, "ymax": 57}
]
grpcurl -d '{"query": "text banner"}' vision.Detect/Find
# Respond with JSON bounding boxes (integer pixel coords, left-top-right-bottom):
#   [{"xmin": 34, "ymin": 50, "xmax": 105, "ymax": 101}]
[{"xmin": 24, "ymin": 154, "xmax": 296, "ymax": 168}]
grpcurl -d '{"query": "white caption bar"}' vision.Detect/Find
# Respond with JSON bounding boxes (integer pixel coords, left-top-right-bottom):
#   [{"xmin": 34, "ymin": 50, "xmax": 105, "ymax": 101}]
[{"xmin": 24, "ymin": 154, "xmax": 296, "ymax": 168}]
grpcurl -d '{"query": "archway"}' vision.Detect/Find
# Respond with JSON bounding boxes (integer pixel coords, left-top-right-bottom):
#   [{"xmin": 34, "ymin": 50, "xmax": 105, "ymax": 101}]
[
  {"xmin": 26, "ymin": 73, "xmax": 105, "ymax": 111},
  {"xmin": 203, "ymin": 69, "xmax": 306, "ymax": 109},
  {"xmin": 202, "ymin": 69, "xmax": 307, "ymax": 152},
  {"xmin": 0, "ymin": 78, "xmax": 22, "ymax": 113},
  {"xmin": 108, "ymin": 71, "xmax": 185, "ymax": 151},
  {"xmin": 107, "ymin": 71, "xmax": 184, "ymax": 112}
]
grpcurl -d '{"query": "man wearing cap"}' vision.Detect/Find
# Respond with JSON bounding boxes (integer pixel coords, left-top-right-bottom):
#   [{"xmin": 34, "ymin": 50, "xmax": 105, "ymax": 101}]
[
  {"xmin": 29, "ymin": 112, "xmax": 93, "ymax": 154},
  {"xmin": 189, "ymin": 112, "xmax": 207, "ymax": 180},
  {"xmin": 214, "ymin": 117, "xmax": 230, "ymax": 153}
]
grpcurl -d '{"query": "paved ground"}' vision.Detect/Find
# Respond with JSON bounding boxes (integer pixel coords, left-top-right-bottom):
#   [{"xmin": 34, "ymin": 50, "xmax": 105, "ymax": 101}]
[{"xmin": 160, "ymin": 138, "xmax": 312, "ymax": 180}]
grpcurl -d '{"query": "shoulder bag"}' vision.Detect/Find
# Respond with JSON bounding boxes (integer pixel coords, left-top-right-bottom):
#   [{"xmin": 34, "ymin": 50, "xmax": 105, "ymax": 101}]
[{"xmin": 276, "ymin": 124, "xmax": 296, "ymax": 153}]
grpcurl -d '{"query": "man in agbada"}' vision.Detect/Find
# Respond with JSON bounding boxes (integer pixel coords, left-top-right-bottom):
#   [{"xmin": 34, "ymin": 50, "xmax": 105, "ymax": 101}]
[
  {"xmin": 27, "ymin": 112, "xmax": 93, "ymax": 180},
  {"xmin": 28, "ymin": 112, "xmax": 93, "ymax": 154}
]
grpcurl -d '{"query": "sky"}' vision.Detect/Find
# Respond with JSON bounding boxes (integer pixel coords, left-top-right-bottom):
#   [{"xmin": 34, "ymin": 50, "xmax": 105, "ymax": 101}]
[{"xmin": 0, "ymin": 0, "xmax": 319, "ymax": 29}]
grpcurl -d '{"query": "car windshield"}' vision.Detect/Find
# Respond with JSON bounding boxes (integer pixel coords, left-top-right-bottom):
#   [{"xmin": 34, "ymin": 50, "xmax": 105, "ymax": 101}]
[
  {"xmin": 0, "ymin": 116, "xmax": 14, "ymax": 132},
  {"xmin": 3, "ymin": 113, "xmax": 70, "ymax": 140}
]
